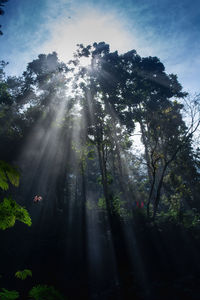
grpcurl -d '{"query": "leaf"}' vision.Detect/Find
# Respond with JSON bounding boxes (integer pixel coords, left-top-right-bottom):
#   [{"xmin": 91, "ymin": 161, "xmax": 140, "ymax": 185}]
[
  {"xmin": 0, "ymin": 161, "xmax": 20, "ymax": 190},
  {"xmin": 15, "ymin": 269, "xmax": 32, "ymax": 280},
  {"xmin": 0, "ymin": 197, "xmax": 32, "ymax": 230},
  {"xmin": 29, "ymin": 285, "xmax": 64, "ymax": 300},
  {"xmin": 98, "ymin": 197, "xmax": 106, "ymax": 209},
  {"xmin": 0, "ymin": 288, "xmax": 19, "ymax": 300},
  {"xmin": 0, "ymin": 168, "xmax": 9, "ymax": 190},
  {"xmin": 5, "ymin": 166, "xmax": 20, "ymax": 187}
]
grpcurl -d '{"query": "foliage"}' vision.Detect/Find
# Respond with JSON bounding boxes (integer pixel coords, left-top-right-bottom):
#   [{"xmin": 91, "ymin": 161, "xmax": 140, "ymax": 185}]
[
  {"xmin": 111, "ymin": 194, "xmax": 130, "ymax": 218},
  {"xmin": 0, "ymin": 41, "xmax": 200, "ymax": 300},
  {"xmin": 15, "ymin": 269, "xmax": 32, "ymax": 280},
  {"xmin": 0, "ymin": 161, "xmax": 31, "ymax": 230},
  {"xmin": 0, "ymin": 42, "xmax": 199, "ymax": 226},
  {"xmin": 182, "ymin": 209, "xmax": 200, "ymax": 228},
  {"xmin": 98, "ymin": 196, "xmax": 106, "ymax": 209},
  {"xmin": 29, "ymin": 285, "xmax": 65, "ymax": 300},
  {"xmin": 0, "ymin": 160, "xmax": 19, "ymax": 191},
  {"xmin": 156, "ymin": 203, "xmax": 200, "ymax": 229},
  {"xmin": 98, "ymin": 194, "xmax": 130, "ymax": 218},
  {"xmin": 0, "ymin": 197, "xmax": 31, "ymax": 229},
  {"xmin": 0, "ymin": 0, "xmax": 8, "ymax": 35},
  {"xmin": 0, "ymin": 288, "xmax": 19, "ymax": 300}
]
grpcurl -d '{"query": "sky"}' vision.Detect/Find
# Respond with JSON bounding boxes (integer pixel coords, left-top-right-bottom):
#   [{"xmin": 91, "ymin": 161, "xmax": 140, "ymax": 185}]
[{"xmin": 0, "ymin": 0, "xmax": 200, "ymax": 94}]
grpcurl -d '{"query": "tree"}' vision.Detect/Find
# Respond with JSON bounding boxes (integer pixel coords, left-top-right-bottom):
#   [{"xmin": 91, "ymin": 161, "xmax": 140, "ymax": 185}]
[
  {"xmin": 1, "ymin": 42, "xmax": 198, "ymax": 228},
  {"xmin": 73, "ymin": 42, "xmax": 200, "ymax": 221},
  {"xmin": 0, "ymin": 0, "xmax": 8, "ymax": 35}
]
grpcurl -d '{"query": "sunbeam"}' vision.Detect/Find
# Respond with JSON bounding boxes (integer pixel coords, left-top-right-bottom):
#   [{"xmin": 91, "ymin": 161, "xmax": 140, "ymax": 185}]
[{"xmin": 1, "ymin": 4, "xmax": 200, "ymax": 296}]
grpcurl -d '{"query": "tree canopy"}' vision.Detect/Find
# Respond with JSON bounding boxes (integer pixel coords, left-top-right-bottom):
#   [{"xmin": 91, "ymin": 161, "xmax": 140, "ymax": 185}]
[{"xmin": 0, "ymin": 42, "xmax": 200, "ymax": 300}]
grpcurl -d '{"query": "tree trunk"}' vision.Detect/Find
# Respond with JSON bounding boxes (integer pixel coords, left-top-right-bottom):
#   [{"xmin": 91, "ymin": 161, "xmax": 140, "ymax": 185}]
[{"xmin": 152, "ymin": 164, "xmax": 168, "ymax": 220}]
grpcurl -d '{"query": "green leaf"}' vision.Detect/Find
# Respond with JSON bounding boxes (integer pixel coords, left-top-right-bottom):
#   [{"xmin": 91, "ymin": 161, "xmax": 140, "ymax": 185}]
[
  {"xmin": 0, "ymin": 168, "xmax": 9, "ymax": 190},
  {"xmin": 29, "ymin": 285, "xmax": 64, "ymax": 300},
  {"xmin": 15, "ymin": 269, "xmax": 32, "ymax": 280},
  {"xmin": 0, "ymin": 161, "xmax": 20, "ymax": 190},
  {"xmin": 0, "ymin": 197, "xmax": 32, "ymax": 230},
  {"xmin": 5, "ymin": 166, "xmax": 20, "ymax": 187},
  {"xmin": 98, "ymin": 197, "xmax": 106, "ymax": 209},
  {"xmin": 0, "ymin": 288, "xmax": 19, "ymax": 300}
]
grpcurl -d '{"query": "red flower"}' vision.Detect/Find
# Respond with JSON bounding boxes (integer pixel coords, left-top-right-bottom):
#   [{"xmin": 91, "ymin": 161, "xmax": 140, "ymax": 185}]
[{"xmin": 33, "ymin": 195, "xmax": 42, "ymax": 203}]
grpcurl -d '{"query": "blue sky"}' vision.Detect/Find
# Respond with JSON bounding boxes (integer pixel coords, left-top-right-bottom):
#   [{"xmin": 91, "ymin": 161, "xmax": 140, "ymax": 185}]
[{"xmin": 0, "ymin": 0, "xmax": 200, "ymax": 94}]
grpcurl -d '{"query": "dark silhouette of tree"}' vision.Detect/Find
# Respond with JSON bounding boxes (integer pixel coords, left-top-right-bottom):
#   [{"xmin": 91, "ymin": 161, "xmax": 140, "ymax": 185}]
[
  {"xmin": 1, "ymin": 43, "xmax": 200, "ymax": 300},
  {"xmin": 71, "ymin": 42, "xmax": 200, "ymax": 221},
  {"xmin": 0, "ymin": 0, "xmax": 8, "ymax": 35}
]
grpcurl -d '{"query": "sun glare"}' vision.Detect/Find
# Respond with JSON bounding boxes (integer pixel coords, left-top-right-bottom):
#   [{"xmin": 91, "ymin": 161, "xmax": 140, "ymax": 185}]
[
  {"xmin": 78, "ymin": 56, "xmax": 91, "ymax": 67},
  {"xmin": 40, "ymin": 8, "xmax": 134, "ymax": 64}
]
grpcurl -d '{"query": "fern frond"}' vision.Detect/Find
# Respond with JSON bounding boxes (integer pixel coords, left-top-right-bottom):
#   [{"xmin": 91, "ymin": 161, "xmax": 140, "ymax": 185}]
[
  {"xmin": 29, "ymin": 284, "xmax": 64, "ymax": 300},
  {"xmin": 15, "ymin": 269, "xmax": 32, "ymax": 280},
  {"xmin": 0, "ymin": 161, "xmax": 20, "ymax": 190},
  {"xmin": 0, "ymin": 288, "xmax": 19, "ymax": 299},
  {"xmin": 0, "ymin": 167, "xmax": 9, "ymax": 190},
  {"xmin": 0, "ymin": 197, "xmax": 32, "ymax": 230}
]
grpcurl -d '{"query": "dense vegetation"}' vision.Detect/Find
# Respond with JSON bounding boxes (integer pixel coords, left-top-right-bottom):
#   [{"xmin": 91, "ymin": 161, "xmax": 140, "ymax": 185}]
[{"xmin": 0, "ymin": 42, "xmax": 200, "ymax": 299}]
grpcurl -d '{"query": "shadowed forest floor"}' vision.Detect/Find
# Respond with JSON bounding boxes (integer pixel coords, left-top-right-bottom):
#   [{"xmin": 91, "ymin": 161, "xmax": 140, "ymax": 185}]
[{"xmin": 1, "ymin": 214, "xmax": 200, "ymax": 300}]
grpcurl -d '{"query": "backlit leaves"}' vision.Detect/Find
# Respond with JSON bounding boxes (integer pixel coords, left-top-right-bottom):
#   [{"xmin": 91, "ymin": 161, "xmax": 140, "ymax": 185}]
[
  {"xmin": 0, "ymin": 197, "xmax": 32, "ymax": 230},
  {"xmin": 0, "ymin": 161, "xmax": 19, "ymax": 190},
  {"xmin": 0, "ymin": 161, "xmax": 31, "ymax": 230},
  {"xmin": 15, "ymin": 269, "xmax": 32, "ymax": 280}
]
